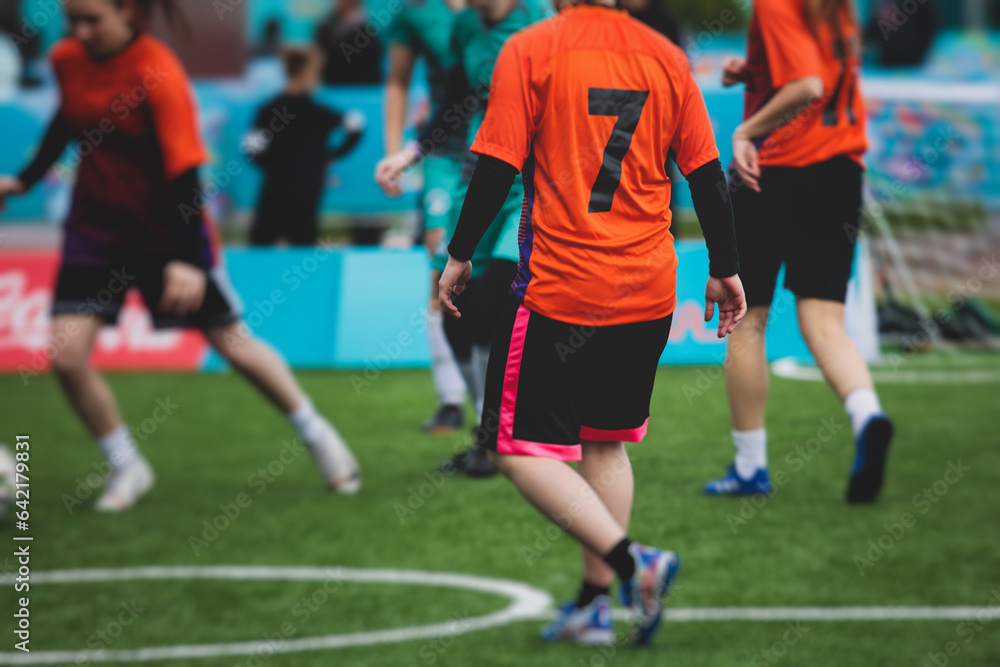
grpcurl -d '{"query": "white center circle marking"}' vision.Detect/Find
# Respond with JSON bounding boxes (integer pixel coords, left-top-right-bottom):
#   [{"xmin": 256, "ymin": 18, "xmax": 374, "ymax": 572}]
[{"xmin": 0, "ymin": 566, "xmax": 554, "ymax": 665}]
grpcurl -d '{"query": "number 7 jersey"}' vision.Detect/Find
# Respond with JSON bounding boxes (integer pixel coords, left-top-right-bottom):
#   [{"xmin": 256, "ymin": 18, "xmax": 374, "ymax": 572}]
[
  {"xmin": 471, "ymin": 4, "xmax": 720, "ymax": 326},
  {"xmin": 743, "ymin": 0, "xmax": 868, "ymax": 168}
]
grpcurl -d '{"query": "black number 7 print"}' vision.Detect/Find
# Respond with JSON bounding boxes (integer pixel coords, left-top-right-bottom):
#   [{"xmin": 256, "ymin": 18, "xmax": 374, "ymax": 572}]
[
  {"xmin": 823, "ymin": 38, "xmax": 857, "ymax": 127},
  {"xmin": 588, "ymin": 88, "xmax": 649, "ymax": 213}
]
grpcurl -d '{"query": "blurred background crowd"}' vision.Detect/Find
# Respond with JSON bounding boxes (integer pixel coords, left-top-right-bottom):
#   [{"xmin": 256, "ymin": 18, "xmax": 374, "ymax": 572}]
[
  {"xmin": 0, "ymin": 0, "xmax": 998, "ymax": 366},
  {"xmin": 0, "ymin": 0, "xmax": 996, "ymax": 246}
]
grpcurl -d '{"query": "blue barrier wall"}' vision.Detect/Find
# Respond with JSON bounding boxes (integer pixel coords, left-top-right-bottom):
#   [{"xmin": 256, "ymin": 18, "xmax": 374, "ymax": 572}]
[
  {"xmin": 200, "ymin": 244, "xmax": 813, "ymax": 371},
  {"xmin": 0, "ymin": 82, "xmax": 415, "ymax": 222},
  {"xmin": 3, "ymin": 72, "xmax": 997, "ymax": 225}
]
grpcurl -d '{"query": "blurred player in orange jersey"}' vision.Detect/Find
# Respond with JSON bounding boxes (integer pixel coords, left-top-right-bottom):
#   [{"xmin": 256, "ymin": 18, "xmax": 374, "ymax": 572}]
[
  {"xmin": 0, "ymin": 0, "xmax": 360, "ymax": 511},
  {"xmin": 705, "ymin": 0, "xmax": 893, "ymax": 504},
  {"xmin": 437, "ymin": 0, "xmax": 746, "ymax": 645}
]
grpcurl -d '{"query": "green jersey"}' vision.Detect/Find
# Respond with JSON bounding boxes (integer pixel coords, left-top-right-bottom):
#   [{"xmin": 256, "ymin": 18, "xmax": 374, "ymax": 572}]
[
  {"xmin": 387, "ymin": 0, "xmax": 468, "ymax": 156},
  {"xmin": 453, "ymin": 0, "xmax": 552, "ymax": 264},
  {"xmin": 451, "ymin": 0, "xmax": 553, "ymax": 140},
  {"xmin": 431, "ymin": 0, "xmax": 552, "ymax": 274}
]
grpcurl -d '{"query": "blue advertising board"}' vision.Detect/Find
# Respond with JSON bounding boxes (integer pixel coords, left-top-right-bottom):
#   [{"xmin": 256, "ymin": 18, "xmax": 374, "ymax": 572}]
[
  {"xmin": 196, "ymin": 243, "xmax": 815, "ymax": 372},
  {"xmin": 3, "ymin": 76, "xmax": 997, "ymax": 224}
]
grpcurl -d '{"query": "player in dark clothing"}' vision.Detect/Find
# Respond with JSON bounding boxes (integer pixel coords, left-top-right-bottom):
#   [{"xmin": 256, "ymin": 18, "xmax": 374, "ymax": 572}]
[
  {"xmin": 315, "ymin": 0, "xmax": 384, "ymax": 85},
  {"xmin": 246, "ymin": 48, "xmax": 364, "ymax": 246},
  {"xmin": 619, "ymin": 0, "xmax": 685, "ymax": 47}
]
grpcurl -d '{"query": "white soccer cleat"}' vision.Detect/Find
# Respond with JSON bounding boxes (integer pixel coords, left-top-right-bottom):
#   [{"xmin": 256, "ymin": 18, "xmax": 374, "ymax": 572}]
[
  {"xmin": 94, "ymin": 457, "xmax": 155, "ymax": 513},
  {"xmin": 306, "ymin": 419, "xmax": 361, "ymax": 495}
]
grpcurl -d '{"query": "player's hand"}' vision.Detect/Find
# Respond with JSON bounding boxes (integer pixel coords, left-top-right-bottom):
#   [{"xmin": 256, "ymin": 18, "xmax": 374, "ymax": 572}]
[
  {"xmin": 438, "ymin": 255, "xmax": 472, "ymax": 319},
  {"xmin": 721, "ymin": 57, "xmax": 748, "ymax": 87},
  {"xmin": 0, "ymin": 176, "xmax": 26, "ymax": 213},
  {"xmin": 374, "ymin": 145, "xmax": 420, "ymax": 197},
  {"xmin": 705, "ymin": 274, "xmax": 747, "ymax": 338},
  {"xmin": 161, "ymin": 260, "xmax": 207, "ymax": 317},
  {"xmin": 732, "ymin": 129, "xmax": 761, "ymax": 193}
]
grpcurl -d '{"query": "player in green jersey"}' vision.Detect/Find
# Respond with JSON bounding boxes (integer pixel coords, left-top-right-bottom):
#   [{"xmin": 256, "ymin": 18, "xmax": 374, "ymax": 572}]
[
  {"xmin": 379, "ymin": 0, "xmax": 473, "ymax": 436},
  {"xmin": 377, "ymin": 0, "xmax": 552, "ymax": 476}
]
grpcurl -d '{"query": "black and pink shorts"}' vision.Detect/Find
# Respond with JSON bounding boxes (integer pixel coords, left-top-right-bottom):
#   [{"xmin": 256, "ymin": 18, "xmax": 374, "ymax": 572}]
[{"xmin": 480, "ymin": 293, "xmax": 672, "ymax": 462}]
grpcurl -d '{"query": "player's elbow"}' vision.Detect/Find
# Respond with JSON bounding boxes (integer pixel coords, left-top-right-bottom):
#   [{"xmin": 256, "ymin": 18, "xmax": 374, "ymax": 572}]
[{"xmin": 796, "ymin": 76, "xmax": 825, "ymax": 105}]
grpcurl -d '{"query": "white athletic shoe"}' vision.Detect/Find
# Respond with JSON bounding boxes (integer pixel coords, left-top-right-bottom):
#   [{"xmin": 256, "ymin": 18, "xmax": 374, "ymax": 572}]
[
  {"xmin": 94, "ymin": 457, "xmax": 155, "ymax": 512},
  {"xmin": 306, "ymin": 419, "xmax": 361, "ymax": 495}
]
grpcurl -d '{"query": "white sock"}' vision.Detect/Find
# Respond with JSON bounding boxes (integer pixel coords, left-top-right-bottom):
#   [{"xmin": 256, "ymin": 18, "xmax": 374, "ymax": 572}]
[
  {"xmin": 844, "ymin": 388, "xmax": 883, "ymax": 438},
  {"xmin": 733, "ymin": 428, "xmax": 767, "ymax": 479},
  {"xmin": 290, "ymin": 399, "xmax": 358, "ymax": 483},
  {"xmin": 288, "ymin": 396, "xmax": 326, "ymax": 445},
  {"xmin": 98, "ymin": 425, "xmax": 139, "ymax": 468},
  {"xmin": 428, "ymin": 309, "xmax": 466, "ymax": 406}
]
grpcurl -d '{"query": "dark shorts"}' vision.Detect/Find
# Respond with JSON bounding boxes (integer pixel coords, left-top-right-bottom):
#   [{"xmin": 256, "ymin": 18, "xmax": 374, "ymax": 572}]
[
  {"xmin": 52, "ymin": 260, "xmax": 243, "ymax": 330},
  {"xmin": 732, "ymin": 155, "xmax": 862, "ymax": 308},
  {"xmin": 480, "ymin": 294, "xmax": 672, "ymax": 461},
  {"xmin": 443, "ymin": 259, "xmax": 518, "ymax": 358}
]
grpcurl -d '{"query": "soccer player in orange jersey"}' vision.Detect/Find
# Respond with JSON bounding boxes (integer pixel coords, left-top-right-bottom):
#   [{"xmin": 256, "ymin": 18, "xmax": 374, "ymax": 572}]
[
  {"xmin": 438, "ymin": 0, "xmax": 746, "ymax": 645},
  {"xmin": 705, "ymin": 0, "xmax": 893, "ymax": 504},
  {"xmin": 0, "ymin": 0, "xmax": 360, "ymax": 511}
]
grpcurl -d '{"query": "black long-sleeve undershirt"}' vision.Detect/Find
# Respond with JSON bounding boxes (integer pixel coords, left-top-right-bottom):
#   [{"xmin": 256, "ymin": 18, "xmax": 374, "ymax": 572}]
[
  {"xmin": 448, "ymin": 156, "xmax": 739, "ymax": 280},
  {"xmin": 17, "ymin": 112, "xmax": 209, "ymax": 269},
  {"xmin": 447, "ymin": 154, "xmax": 518, "ymax": 261},
  {"xmin": 18, "ymin": 112, "xmax": 73, "ymax": 188},
  {"xmin": 685, "ymin": 158, "xmax": 740, "ymax": 278},
  {"xmin": 171, "ymin": 168, "xmax": 210, "ymax": 268}
]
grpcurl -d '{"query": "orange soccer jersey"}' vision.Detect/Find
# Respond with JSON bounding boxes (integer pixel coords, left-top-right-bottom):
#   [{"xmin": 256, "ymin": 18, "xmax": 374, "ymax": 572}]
[
  {"xmin": 470, "ymin": 4, "xmax": 719, "ymax": 326},
  {"xmin": 744, "ymin": 0, "xmax": 868, "ymax": 168},
  {"xmin": 51, "ymin": 34, "xmax": 208, "ymax": 253}
]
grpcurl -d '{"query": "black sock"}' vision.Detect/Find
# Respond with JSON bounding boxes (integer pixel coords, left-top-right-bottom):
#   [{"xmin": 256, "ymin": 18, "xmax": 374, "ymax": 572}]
[
  {"xmin": 576, "ymin": 580, "xmax": 610, "ymax": 608},
  {"xmin": 603, "ymin": 537, "xmax": 635, "ymax": 581}
]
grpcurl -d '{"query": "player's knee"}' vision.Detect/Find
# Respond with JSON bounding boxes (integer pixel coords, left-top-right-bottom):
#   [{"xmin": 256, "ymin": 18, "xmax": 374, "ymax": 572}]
[
  {"xmin": 206, "ymin": 324, "xmax": 255, "ymax": 367},
  {"xmin": 738, "ymin": 308, "xmax": 770, "ymax": 338},
  {"xmin": 797, "ymin": 298, "xmax": 845, "ymax": 334},
  {"xmin": 799, "ymin": 317, "xmax": 845, "ymax": 351},
  {"xmin": 727, "ymin": 310, "xmax": 767, "ymax": 350},
  {"xmin": 215, "ymin": 336, "xmax": 254, "ymax": 370},
  {"xmin": 49, "ymin": 343, "xmax": 90, "ymax": 377}
]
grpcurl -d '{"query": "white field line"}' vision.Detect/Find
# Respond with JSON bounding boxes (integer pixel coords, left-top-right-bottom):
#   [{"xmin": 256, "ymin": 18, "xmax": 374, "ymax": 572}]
[
  {"xmin": 863, "ymin": 79, "xmax": 1000, "ymax": 104},
  {"xmin": 0, "ymin": 566, "xmax": 996, "ymax": 664},
  {"xmin": 0, "ymin": 566, "xmax": 552, "ymax": 665},
  {"xmin": 771, "ymin": 357, "xmax": 1000, "ymax": 384},
  {"xmin": 609, "ymin": 606, "xmax": 1000, "ymax": 622}
]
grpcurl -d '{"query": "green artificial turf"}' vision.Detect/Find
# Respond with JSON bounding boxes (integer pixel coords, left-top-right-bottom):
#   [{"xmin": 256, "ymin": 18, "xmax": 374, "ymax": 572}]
[{"xmin": 0, "ymin": 361, "xmax": 998, "ymax": 666}]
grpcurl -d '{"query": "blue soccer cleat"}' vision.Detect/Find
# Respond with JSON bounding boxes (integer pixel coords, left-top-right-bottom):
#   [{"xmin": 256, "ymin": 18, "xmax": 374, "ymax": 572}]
[
  {"xmin": 540, "ymin": 595, "xmax": 615, "ymax": 646},
  {"xmin": 704, "ymin": 464, "xmax": 773, "ymax": 496},
  {"xmin": 618, "ymin": 545, "xmax": 681, "ymax": 646},
  {"xmin": 847, "ymin": 415, "xmax": 893, "ymax": 504}
]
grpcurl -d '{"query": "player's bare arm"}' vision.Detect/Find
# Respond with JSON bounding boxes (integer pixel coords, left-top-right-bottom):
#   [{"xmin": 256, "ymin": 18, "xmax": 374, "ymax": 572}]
[
  {"xmin": 0, "ymin": 177, "xmax": 26, "ymax": 212},
  {"xmin": 721, "ymin": 57, "xmax": 748, "ymax": 87},
  {"xmin": 732, "ymin": 77, "xmax": 824, "ymax": 192},
  {"xmin": 383, "ymin": 43, "xmax": 416, "ymax": 156}
]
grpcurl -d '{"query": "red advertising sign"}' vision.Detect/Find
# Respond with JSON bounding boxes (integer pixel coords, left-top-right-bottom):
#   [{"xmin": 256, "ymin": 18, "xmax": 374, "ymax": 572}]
[{"xmin": 0, "ymin": 252, "xmax": 208, "ymax": 374}]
